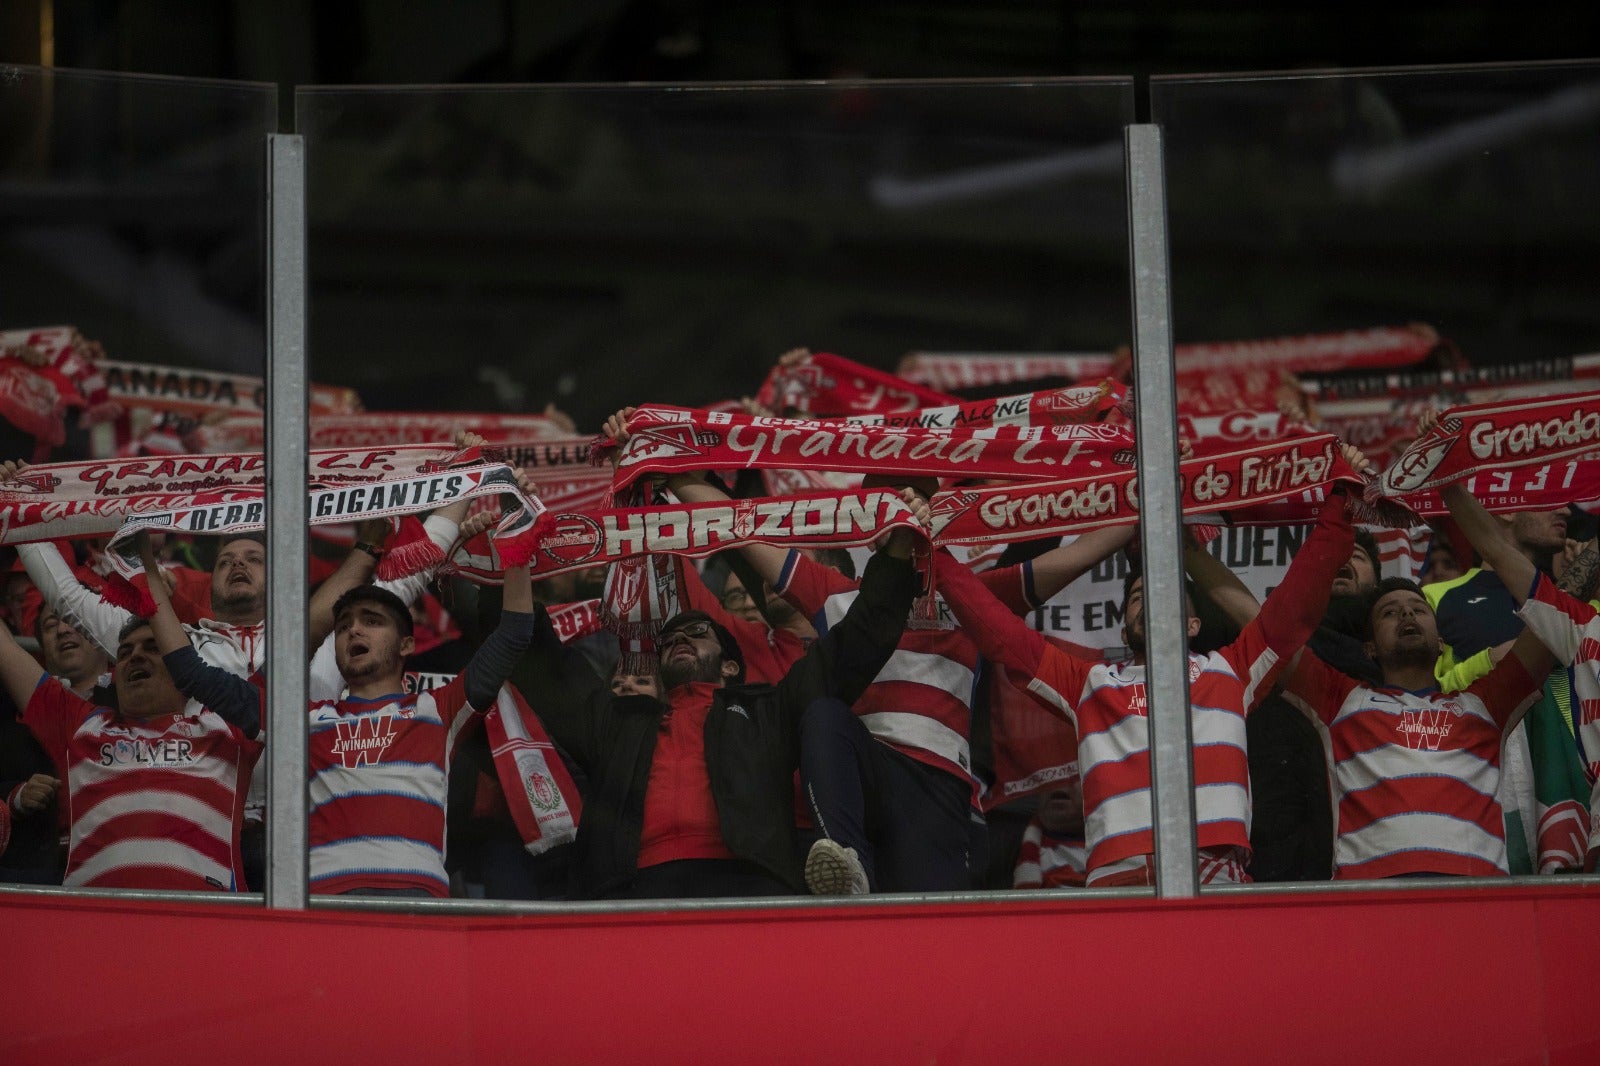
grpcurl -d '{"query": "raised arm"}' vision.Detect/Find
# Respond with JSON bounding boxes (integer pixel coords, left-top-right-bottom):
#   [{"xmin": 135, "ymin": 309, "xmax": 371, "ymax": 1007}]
[
  {"xmin": 1251, "ymin": 492, "xmax": 1355, "ymax": 656},
  {"xmin": 776, "ymin": 490, "xmax": 924, "ymax": 710},
  {"xmin": 668, "ymin": 470, "xmax": 795, "ymax": 590},
  {"xmin": 1184, "ymin": 531, "xmax": 1260, "ymax": 629},
  {"xmin": 142, "ymin": 534, "xmax": 262, "ymax": 737},
  {"xmin": 603, "ymin": 406, "xmax": 797, "ymax": 591},
  {"xmin": 1021, "ymin": 524, "xmax": 1138, "ymax": 606},
  {"xmin": 1504, "ymin": 625, "xmax": 1555, "ymax": 701},
  {"xmin": 0, "ymin": 606, "xmax": 46, "ymax": 712},
  {"xmin": 1440, "ymin": 482, "xmax": 1537, "ymax": 606},
  {"xmin": 932, "ymin": 547, "xmax": 1049, "ymax": 679},
  {"xmin": 1, "ymin": 460, "xmax": 130, "ymax": 658},
  {"xmin": 459, "ymin": 474, "xmax": 538, "ymax": 710}
]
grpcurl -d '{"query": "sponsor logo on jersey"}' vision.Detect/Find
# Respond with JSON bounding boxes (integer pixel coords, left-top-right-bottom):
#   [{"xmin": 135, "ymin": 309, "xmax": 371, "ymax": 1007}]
[
  {"xmin": 1397, "ymin": 704, "xmax": 1455, "ymax": 751},
  {"xmin": 99, "ymin": 737, "xmax": 196, "ymax": 767},
  {"xmin": 331, "ymin": 715, "xmax": 398, "ymax": 768}
]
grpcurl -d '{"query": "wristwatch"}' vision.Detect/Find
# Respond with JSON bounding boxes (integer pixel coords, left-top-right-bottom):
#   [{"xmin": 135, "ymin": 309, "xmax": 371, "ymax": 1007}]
[{"xmin": 353, "ymin": 541, "xmax": 385, "ymax": 560}]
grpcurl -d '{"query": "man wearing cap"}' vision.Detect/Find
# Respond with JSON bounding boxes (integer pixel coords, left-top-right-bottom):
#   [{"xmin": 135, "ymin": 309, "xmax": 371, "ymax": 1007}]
[{"xmin": 517, "ymin": 490, "xmax": 928, "ymax": 900}]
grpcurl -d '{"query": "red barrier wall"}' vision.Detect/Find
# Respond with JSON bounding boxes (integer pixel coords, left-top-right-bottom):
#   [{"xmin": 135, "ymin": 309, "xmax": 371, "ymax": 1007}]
[{"xmin": 3, "ymin": 884, "xmax": 1596, "ymax": 1065}]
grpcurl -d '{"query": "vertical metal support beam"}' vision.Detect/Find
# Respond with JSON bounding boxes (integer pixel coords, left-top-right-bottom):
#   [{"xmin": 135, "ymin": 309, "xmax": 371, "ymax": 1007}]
[
  {"xmin": 1124, "ymin": 124, "xmax": 1198, "ymax": 899},
  {"xmin": 265, "ymin": 133, "xmax": 308, "ymax": 909}
]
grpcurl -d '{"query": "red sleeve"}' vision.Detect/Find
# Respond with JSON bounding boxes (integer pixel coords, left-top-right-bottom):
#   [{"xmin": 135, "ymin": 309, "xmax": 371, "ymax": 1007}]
[
  {"xmin": 680, "ymin": 563, "xmax": 781, "ymax": 662},
  {"xmin": 1463, "ymin": 652, "xmax": 1542, "ymax": 732},
  {"xmin": 133, "ymin": 565, "xmax": 212, "ymax": 625},
  {"xmin": 1226, "ymin": 496, "xmax": 1354, "ymax": 676},
  {"xmin": 1282, "ymin": 651, "xmax": 1361, "ymax": 726},
  {"xmin": 428, "ymin": 673, "xmax": 475, "ymax": 729},
  {"xmin": 775, "ymin": 549, "xmax": 857, "ymax": 620},
  {"xmin": 977, "ymin": 562, "xmax": 1033, "ymax": 615},
  {"xmin": 20, "ymin": 676, "xmax": 95, "ymax": 765},
  {"xmin": 932, "ymin": 549, "xmax": 1047, "ymax": 678}
]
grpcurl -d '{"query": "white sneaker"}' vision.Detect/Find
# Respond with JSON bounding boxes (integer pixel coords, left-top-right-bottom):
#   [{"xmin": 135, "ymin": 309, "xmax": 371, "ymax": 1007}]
[{"xmin": 805, "ymin": 838, "xmax": 869, "ymax": 895}]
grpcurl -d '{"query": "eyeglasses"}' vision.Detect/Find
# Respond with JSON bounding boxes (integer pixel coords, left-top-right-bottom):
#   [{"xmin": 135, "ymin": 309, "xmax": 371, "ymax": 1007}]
[
  {"xmin": 660, "ymin": 620, "xmax": 715, "ymax": 647},
  {"xmin": 721, "ymin": 587, "xmax": 753, "ymax": 608}
]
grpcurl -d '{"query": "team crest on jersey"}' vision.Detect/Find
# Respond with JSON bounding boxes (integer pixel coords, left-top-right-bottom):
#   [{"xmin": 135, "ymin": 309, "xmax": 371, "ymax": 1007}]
[
  {"xmin": 331, "ymin": 714, "xmax": 398, "ymax": 768},
  {"xmin": 525, "ymin": 770, "xmax": 562, "ymax": 813}
]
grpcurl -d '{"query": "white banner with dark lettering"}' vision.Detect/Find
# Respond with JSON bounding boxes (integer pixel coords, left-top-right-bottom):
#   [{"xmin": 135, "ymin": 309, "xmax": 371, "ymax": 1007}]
[
  {"xmin": 0, "ymin": 444, "xmax": 477, "ymax": 544},
  {"xmin": 100, "ymin": 462, "xmax": 542, "ymax": 579},
  {"xmin": 99, "ymin": 358, "xmax": 360, "ymax": 418}
]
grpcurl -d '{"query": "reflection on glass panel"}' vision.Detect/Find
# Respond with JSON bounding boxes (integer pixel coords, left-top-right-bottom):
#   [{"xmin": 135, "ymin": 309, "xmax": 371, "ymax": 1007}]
[
  {"xmin": 1153, "ymin": 63, "xmax": 1600, "ymax": 887},
  {"xmin": 295, "ymin": 80, "xmax": 1146, "ymax": 903},
  {"xmin": 0, "ymin": 66, "xmax": 275, "ymax": 896}
]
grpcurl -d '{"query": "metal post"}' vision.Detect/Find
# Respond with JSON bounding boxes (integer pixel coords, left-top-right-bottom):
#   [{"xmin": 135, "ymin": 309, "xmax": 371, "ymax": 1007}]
[
  {"xmin": 265, "ymin": 133, "xmax": 309, "ymax": 909},
  {"xmin": 1124, "ymin": 124, "xmax": 1198, "ymax": 899}
]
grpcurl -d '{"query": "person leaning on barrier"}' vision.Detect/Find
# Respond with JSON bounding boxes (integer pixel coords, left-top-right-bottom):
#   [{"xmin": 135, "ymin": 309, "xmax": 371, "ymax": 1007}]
[{"xmin": 512, "ymin": 488, "xmax": 929, "ymax": 901}]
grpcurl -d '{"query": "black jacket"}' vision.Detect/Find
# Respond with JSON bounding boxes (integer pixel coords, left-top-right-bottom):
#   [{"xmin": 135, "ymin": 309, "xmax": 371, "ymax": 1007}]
[{"xmin": 521, "ymin": 549, "xmax": 916, "ymax": 897}]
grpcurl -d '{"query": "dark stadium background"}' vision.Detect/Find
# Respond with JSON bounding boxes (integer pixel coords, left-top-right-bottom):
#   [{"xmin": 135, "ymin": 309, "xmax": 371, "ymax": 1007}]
[{"xmin": 2, "ymin": 2, "xmax": 1596, "ymax": 432}]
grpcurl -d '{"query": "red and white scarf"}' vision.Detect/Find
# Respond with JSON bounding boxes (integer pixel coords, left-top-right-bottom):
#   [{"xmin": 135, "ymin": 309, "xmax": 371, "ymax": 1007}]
[
  {"xmin": 453, "ymin": 488, "xmax": 929, "ymax": 583},
  {"xmin": 484, "ymin": 685, "xmax": 583, "ymax": 857},
  {"xmin": 1299, "ymin": 351, "xmax": 1600, "ymax": 402},
  {"xmin": 200, "ymin": 412, "xmax": 580, "ymax": 452},
  {"xmin": 1380, "ymin": 392, "xmax": 1600, "ymax": 497},
  {"xmin": 606, "ymin": 406, "xmax": 1136, "ymax": 493},
  {"xmin": 896, "ymin": 351, "xmax": 1117, "ymax": 391},
  {"xmin": 99, "ymin": 357, "xmax": 361, "ymax": 418},
  {"xmin": 0, "ymin": 443, "xmax": 483, "ymax": 544},
  {"xmin": 930, "ymin": 433, "xmax": 1367, "ymax": 545},
  {"xmin": 1170, "ymin": 323, "xmax": 1442, "ymax": 375},
  {"xmin": 846, "ymin": 380, "xmax": 1127, "ymax": 430},
  {"xmin": 755, "ymin": 351, "xmax": 957, "ymax": 416},
  {"xmin": 547, "ymin": 598, "xmax": 604, "ymax": 644},
  {"xmin": 96, "ymin": 461, "xmax": 544, "ymax": 579},
  {"xmin": 0, "ymin": 327, "xmax": 118, "ymax": 449}
]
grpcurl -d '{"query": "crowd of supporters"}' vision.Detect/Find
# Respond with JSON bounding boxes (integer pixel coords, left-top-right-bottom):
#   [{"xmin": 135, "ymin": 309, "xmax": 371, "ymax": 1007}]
[{"xmin": 2, "ymin": 325, "xmax": 1599, "ymax": 901}]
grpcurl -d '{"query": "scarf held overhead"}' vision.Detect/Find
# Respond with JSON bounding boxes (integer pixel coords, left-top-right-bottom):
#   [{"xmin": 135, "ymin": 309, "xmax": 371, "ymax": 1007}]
[
  {"xmin": 608, "ymin": 406, "xmax": 1136, "ymax": 492},
  {"xmin": 99, "ymin": 462, "xmax": 544, "ymax": 578},
  {"xmin": 846, "ymin": 381, "xmax": 1126, "ymax": 430},
  {"xmin": 0, "ymin": 444, "xmax": 484, "ymax": 544},
  {"xmin": 1381, "ymin": 392, "xmax": 1600, "ymax": 496}
]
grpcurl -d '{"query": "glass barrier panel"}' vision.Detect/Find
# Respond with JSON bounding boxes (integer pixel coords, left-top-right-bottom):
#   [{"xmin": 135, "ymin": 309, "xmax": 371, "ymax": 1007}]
[
  {"xmin": 1152, "ymin": 61, "xmax": 1600, "ymax": 889},
  {"xmin": 295, "ymin": 79, "xmax": 1154, "ymax": 907},
  {"xmin": 0, "ymin": 65, "xmax": 277, "ymax": 901}
]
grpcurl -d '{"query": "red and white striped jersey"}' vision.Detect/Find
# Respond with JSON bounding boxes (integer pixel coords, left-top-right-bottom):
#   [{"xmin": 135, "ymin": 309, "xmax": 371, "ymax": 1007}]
[
  {"xmin": 933, "ymin": 497, "xmax": 1354, "ymax": 884},
  {"xmin": 1284, "ymin": 651, "xmax": 1540, "ymax": 879},
  {"xmin": 777, "ymin": 550, "xmax": 1035, "ymax": 787},
  {"xmin": 1012, "ymin": 820, "xmax": 1087, "ymax": 888},
  {"xmin": 1016, "ymin": 629, "xmax": 1283, "ymax": 880},
  {"xmin": 21, "ymin": 674, "xmax": 261, "ymax": 891},
  {"xmin": 307, "ymin": 675, "xmax": 480, "ymax": 896},
  {"xmin": 1517, "ymin": 573, "xmax": 1600, "ymax": 862}
]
